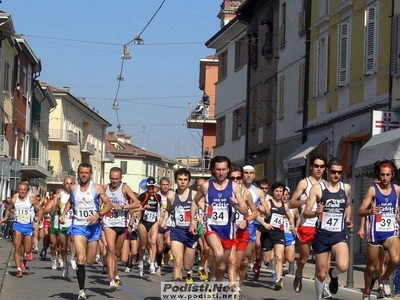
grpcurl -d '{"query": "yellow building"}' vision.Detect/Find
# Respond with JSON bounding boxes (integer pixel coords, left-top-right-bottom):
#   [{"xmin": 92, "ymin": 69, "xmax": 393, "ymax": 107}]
[{"xmin": 47, "ymin": 85, "xmax": 111, "ymax": 189}]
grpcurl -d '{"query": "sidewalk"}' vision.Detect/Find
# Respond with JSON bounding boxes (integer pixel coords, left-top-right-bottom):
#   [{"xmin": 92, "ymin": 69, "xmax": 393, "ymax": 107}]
[{"xmin": 0, "ymin": 236, "xmax": 13, "ymax": 292}]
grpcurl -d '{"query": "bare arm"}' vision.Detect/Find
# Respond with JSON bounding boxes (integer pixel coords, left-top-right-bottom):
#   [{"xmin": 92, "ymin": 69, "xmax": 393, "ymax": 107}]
[
  {"xmin": 357, "ymin": 186, "xmax": 376, "ymax": 217},
  {"xmin": 289, "ymin": 178, "xmax": 308, "ymax": 209},
  {"xmin": 162, "ymin": 192, "xmax": 175, "ymax": 227},
  {"xmin": 345, "ymin": 184, "xmax": 353, "ymax": 228},
  {"xmin": 86, "ymin": 183, "xmax": 112, "ymax": 224},
  {"xmin": 303, "ymin": 183, "xmax": 323, "ymax": 218}
]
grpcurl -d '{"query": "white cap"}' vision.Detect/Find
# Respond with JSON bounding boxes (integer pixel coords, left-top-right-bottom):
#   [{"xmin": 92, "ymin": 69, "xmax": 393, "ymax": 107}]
[{"xmin": 243, "ymin": 165, "xmax": 255, "ymax": 172}]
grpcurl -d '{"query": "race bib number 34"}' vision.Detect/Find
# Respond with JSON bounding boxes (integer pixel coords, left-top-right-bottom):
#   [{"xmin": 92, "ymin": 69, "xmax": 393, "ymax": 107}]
[{"xmin": 208, "ymin": 206, "xmax": 229, "ymax": 226}]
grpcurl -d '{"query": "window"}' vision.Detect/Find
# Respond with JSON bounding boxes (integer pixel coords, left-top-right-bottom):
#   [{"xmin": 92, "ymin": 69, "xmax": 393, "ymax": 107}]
[
  {"xmin": 266, "ymin": 80, "xmax": 274, "ymax": 123},
  {"xmin": 32, "ymin": 94, "xmax": 41, "ymax": 126},
  {"xmin": 232, "ymin": 107, "xmax": 246, "ymax": 140},
  {"xmin": 278, "ymin": 75, "xmax": 285, "ymax": 119},
  {"xmin": 250, "ymin": 36, "xmax": 258, "ymax": 68},
  {"xmin": 216, "ymin": 116, "xmax": 226, "ymax": 146},
  {"xmin": 338, "ymin": 21, "xmax": 350, "ymax": 86},
  {"xmin": 298, "ymin": 63, "xmax": 305, "ymax": 110},
  {"xmin": 313, "ymin": 35, "xmax": 329, "ymax": 97},
  {"xmin": 279, "ymin": 3, "xmax": 286, "ymax": 46},
  {"xmin": 262, "ymin": 23, "xmax": 274, "ymax": 58},
  {"xmin": 3, "ymin": 61, "xmax": 10, "ymax": 91},
  {"xmin": 218, "ymin": 51, "xmax": 228, "ymax": 80},
  {"xmin": 235, "ymin": 38, "xmax": 247, "ymax": 70},
  {"xmin": 318, "ymin": 0, "xmax": 328, "ymax": 18},
  {"xmin": 365, "ymin": 5, "xmax": 377, "ymax": 75},
  {"xmin": 120, "ymin": 161, "xmax": 127, "ymax": 174}
]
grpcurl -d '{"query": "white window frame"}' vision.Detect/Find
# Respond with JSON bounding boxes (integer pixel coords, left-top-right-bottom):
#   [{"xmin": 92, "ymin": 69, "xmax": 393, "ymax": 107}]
[
  {"xmin": 338, "ymin": 21, "xmax": 350, "ymax": 86},
  {"xmin": 365, "ymin": 5, "xmax": 377, "ymax": 75}
]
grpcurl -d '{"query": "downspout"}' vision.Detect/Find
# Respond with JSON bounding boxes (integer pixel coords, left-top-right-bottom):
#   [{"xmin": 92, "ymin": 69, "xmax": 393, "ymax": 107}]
[
  {"xmin": 302, "ymin": 0, "xmax": 312, "ymax": 178},
  {"xmin": 389, "ymin": 0, "xmax": 395, "ymax": 110},
  {"xmin": 244, "ymin": 33, "xmax": 252, "ymax": 165}
]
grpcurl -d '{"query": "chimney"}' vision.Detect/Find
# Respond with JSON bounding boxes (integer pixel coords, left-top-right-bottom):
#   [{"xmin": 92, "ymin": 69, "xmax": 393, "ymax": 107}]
[{"xmin": 63, "ymin": 86, "xmax": 70, "ymax": 92}]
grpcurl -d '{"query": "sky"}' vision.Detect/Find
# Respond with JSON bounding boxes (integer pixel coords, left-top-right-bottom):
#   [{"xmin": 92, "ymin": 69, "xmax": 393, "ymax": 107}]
[{"xmin": 1, "ymin": 1, "xmax": 222, "ymax": 160}]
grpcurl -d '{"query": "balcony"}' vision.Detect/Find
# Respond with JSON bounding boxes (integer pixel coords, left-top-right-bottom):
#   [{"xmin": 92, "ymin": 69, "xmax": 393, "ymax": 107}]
[
  {"xmin": 0, "ymin": 135, "xmax": 10, "ymax": 157},
  {"xmin": 176, "ymin": 155, "xmax": 212, "ymax": 177},
  {"xmin": 103, "ymin": 152, "xmax": 115, "ymax": 163},
  {"xmin": 81, "ymin": 141, "xmax": 95, "ymax": 155},
  {"xmin": 49, "ymin": 129, "xmax": 78, "ymax": 145},
  {"xmin": 186, "ymin": 102, "xmax": 216, "ymax": 129},
  {"xmin": 46, "ymin": 171, "xmax": 76, "ymax": 185},
  {"xmin": 21, "ymin": 157, "xmax": 51, "ymax": 178}
]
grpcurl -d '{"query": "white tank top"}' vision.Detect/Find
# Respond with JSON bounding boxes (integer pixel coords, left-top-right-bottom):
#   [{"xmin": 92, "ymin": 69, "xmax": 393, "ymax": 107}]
[
  {"xmin": 103, "ymin": 183, "xmax": 129, "ymax": 228},
  {"xmin": 59, "ymin": 190, "xmax": 73, "ymax": 228},
  {"xmin": 14, "ymin": 195, "xmax": 34, "ymax": 224},
  {"xmin": 299, "ymin": 177, "xmax": 318, "ymax": 227},
  {"xmin": 72, "ymin": 181, "xmax": 99, "ymax": 226},
  {"xmin": 159, "ymin": 191, "xmax": 174, "ymax": 227}
]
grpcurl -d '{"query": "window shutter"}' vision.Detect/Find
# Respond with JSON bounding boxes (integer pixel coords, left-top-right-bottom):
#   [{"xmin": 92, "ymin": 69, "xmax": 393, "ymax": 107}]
[
  {"xmin": 365, "ymin": 6, "xmax": 376, "ymax": 75},
  {"xmin": 313, "ymin": 40, "xmax": 319, "ymax": 97},
  {"xmin": 391, "ymin": 15, "xmax": 398, "ymax": 76},
  {"xmin": 339, "ymin": 22, "xmax": 349, "ymax": 86},
  {"xmin": 279, "ymin": 75, "xmax": 285, "ymax": 119},
  {"xmin": 298, "ymin": 63, "xmax": 305, "ymax": 110},
  {"xmin": 322, "ymin": 36, "xmax": 329, "ymax": 93}
]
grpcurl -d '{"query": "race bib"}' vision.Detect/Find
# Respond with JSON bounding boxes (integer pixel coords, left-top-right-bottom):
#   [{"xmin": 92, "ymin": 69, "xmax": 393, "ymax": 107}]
[
  {"xmin": 376, "ymin": 214, "xmax": 395, "ymax": 232},
  {"xmin": 208, "ymin": 206, "xmax": 229, "ymax": 226},
  {"xmin": 235, "ymin": 211, "xmax": 245, "ymax": 225},
  {"xmin": 17, "ymin": 209, "xmax": 28, "ymax": 219},
  {"xmin": 283, "ymin": 219, "xmax": 291, "ymax": 233},
  {"xmin": 143, "ymin": 210, "xmax": 157, "ymax": 222},
  {"xmin": 175, "ymin": 208, "xmax": 191, "ymax": 227},
  {"xmin": 270, "ymin": 213, "xmax": 283, "ymax": 228},
  {"xmin": 76, "ymin": 207, "xmax": 97, "ymax": 219},
  {"xmin": 321, "ymin": 212, "xmax": 343, "ymax": 232}
]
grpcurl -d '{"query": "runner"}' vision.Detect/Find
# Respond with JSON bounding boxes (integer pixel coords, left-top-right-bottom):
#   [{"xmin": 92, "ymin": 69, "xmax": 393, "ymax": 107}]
[
  {"xmin": 59, "ymin": 162, "xmax": 112, "ymax": 300},
  {"xmin": 0, "ymin": 182, "xmax": 42, "ymax": 277},
  {"xmin": 137, "ymin": 176, "xmax": 163, "ymax": 277},
  {"xmin": 290, "ymin": 154, "xmax": 332, "ymax": 298},
  {"xmin": 357, "ymin": 160, "xmax": 400, "ymax": 299},
  {"xmin": 102, "ymin": 167, "xmax": 140, "ymax": 291},
  {"xmin": 162, "ymin": 168, "xmax": 199, "ymax": 282},
  {"xmin": 303, "ymin": 157, "xmax": 353, "ymax": 300},
  {"xmin": 189, "ymin": 156, "xmax": 248, "ymax": 287}
]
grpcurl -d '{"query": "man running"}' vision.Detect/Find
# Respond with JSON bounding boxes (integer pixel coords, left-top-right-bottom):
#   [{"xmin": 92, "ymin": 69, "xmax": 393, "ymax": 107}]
[
  {"xmin": 189, "ymin": 156, "xmax": 248, "ymax": 285},
  {"xmin": 358, "ymin": 160, "xmax": 400, "ymax": 299},
  {"xmin": 103, "ymin": 167, "xmax": 140, "ymax": 291},
  {"xmin": 303, "ymin": 157, "xmax": 353, "ymax": 300},
  {"xmin": 290, "ymin": 154, "xmax": 332, "ymax": 298},
  {"xmin": 0, "ymin": 182, "xmax": 42, "ymax": 277},
  {"xmin": 59, "ymin": 162, "xmax": 112, "ymax": 300}
]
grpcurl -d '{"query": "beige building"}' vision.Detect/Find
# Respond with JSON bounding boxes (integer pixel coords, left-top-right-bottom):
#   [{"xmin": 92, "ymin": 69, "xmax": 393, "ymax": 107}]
[
  {"xmin": 104, "ymin": 131, "xmax": 177, "ymax": 193},
  {"xmin": 47, "ymin": 85, "xmax": 111, "ymax": 189}
]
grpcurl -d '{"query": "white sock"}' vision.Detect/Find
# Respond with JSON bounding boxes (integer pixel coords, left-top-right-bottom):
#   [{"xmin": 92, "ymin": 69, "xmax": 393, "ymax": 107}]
[{"xmin": 315, "ymin": 278, "xmax": 325, "ymax": 300}]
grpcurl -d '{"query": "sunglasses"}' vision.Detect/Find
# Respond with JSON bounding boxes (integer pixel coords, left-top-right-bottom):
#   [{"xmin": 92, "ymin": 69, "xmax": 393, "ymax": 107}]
[
  {"xmin": 260, "ymin": 187, "xmax": 269, "ymax": 190},
  {"xmin": 313, "ymin": 164, "xmax": 325, "ymax": 169},
  {"xmin": 230, "ymin": 176, "xmax": 242, "ymax": 181},
  {"xmin": 329, "ymin": 170, "xmax": 343, "ymax": 175}
]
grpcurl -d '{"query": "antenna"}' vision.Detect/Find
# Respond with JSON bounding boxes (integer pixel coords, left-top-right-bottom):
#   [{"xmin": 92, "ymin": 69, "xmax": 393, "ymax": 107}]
[{"xmin": 142, "ymin": 126, "xmax": 146, "ymax": 150}]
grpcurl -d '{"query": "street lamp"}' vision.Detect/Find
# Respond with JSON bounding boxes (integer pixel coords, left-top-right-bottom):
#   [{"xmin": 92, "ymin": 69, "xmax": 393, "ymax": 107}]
[
  {"xmin": 121, "ymin": 45, "xmax": 131, "ymax": 60},
  {"xmin": 133, "ymin": 35, "xmax": 144, "ymax": 45}
]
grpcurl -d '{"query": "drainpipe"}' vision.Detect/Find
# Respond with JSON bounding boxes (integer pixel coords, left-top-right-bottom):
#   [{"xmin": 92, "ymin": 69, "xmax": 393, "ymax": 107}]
[
  {"xmin": 389, "ymin": 0, "xmax": 395, "ymax": 110},
  {"xmin": 244, "ymin": 34, "xmax": 252, "ymax": 165},
  {"xmin": 301, "ymin": 0, "xmax": 312, "ymax": 178}
]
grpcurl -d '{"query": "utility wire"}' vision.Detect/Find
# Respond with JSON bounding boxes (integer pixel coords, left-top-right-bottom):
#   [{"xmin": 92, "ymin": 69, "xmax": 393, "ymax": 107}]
[{"xmin": 113, "ymin": 0, "xmax": 167, "ymax": 133}]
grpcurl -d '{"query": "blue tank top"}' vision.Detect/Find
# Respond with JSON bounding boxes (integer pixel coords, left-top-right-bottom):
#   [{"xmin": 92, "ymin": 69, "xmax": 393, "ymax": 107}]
[
  {"xmin": 316, "ymin": 181, "xmax": 347, "ymax": 233},
  {"xmin": 367, "ymin": 183, "xmax": 398, "ymax": 242},
  {"xmin": 204, "ymin": 179, "xmax": 235, "ymax": 240},
  {"xmin": 171, "ymin": 189, "xmax": 193, "ymax": 230}
]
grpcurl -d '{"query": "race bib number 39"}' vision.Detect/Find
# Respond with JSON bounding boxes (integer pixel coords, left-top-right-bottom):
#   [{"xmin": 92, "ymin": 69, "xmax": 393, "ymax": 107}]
[{"xmin": 376, "ymin": 214, "xmax": 395, "ymax": 232}]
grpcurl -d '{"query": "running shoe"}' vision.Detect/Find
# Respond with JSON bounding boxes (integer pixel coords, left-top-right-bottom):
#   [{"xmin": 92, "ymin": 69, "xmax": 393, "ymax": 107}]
[
  {"xmin": 282, "ymin": 266, "xmax": 289, "ymax": 276},
  {"xmin": 253, "ymin": 260, "xmax": 261, "ymax": 281},
  {"xmin": 156, "ymin": 266, "xmax": 162, "ymax": 276},
  {"xmin": 62, "ymin": 262, "xmax": 69, "ymax": 278},
  {"xmin": 150, "ymin": 265, "xmax": 156, "ymax": 275},
  {"xmin": 198, "ymin": 269, "xmax": 208, "ymax": 281},
  {"xmin": 271, "ymin": 271, "xmax": 277, "ymax": 279},
  {"xmin": 293, "ymin": 270, "xmax": 303, "ymax": 293},
  {"xmin": 370, "ymin": 273, "xmax": 377, "ymax": 290},
  {"xmin": 163, "ymin": 252, "xmax": 170, "ymax": 265},
  {"xmin": 186, "ymin": 274, "xmax": 193, "ymax": 284},
  {"xmin": 22, "ymin": 259, "xmax": 27, "ymax": 269},
  {"xmin": 58, "ymin": 257, "xmax": 64, "ymax": 269},
  {"xmin": 20, "ymin": 262, "xmax": 25, "ymax": 270},
  {"xmin": 95, "ymin": 255, "xmax": 103, "ymax": 266},
  {"xmin": 109, "ymin": 281, "xmax": 117, "ymax": 292},
  {"xmin": 382, "ymin": 278, "xmax": 391, "ymax": 297},
  {"xmin": 70, "ymin": 259, "xmax": 77, "ymax": 271},
  {"xmin": 77, "ymin": 289, "xmax": 87, "ymax": 300},
  {"xmin": 32, "ymin": 247, "xmax": 39, "ymax": 254},
  {"xmin": 16, "ymin": 270, "xmax": 23, "ymax": 278},
  {"xmin": 328, "ymin": 267, "xmax": 339, "ymax": 294},
  {"xmin": 273, "ymin": 279, "xmax": 284, "ymax": 290},
  {"xmin": 377, "ymin": 284, "xmax": 385, "ymax": 299},
  {"xmin": 124, "ymin": 266, "xmax": 131, "ymax": 273},
  {"xmin": 101, "ymin": 266, "xmax": 108, "ymax": 274},
  {"xmin": 115, "ymin": 279, "xmax": 121, "ymax": 287},
  {"xmin": 323, "ymin": 284, "xmax": 333, "ymax": 298},
  {"xmin": 40, "ymin": 248, "xmax": 47, "ymax": 260},
  {"xmin": 362, "ymin": 293, "xmax": 370, "ymax": 300},
  {"xmin": 26, "ymin": 252, "xmax": 33, "ymax": 261},
  {"xmin": 52, "ymin": 259, "xmax": 57, "ymax": 270}
]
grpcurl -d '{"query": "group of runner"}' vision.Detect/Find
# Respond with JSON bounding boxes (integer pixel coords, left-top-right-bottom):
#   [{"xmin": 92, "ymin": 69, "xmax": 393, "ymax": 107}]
[{"xmin": 0, "ymin": 154, "xmax": 399, "ymax": 300}]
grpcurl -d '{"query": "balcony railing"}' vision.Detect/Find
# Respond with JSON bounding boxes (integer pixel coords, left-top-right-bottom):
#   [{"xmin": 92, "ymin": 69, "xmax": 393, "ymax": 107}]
[
  {"xmin": 103, "ymin": 152, "xmax": 115, "ymax": 163},
  {"xmin": 81, "ymin": 141, "xmax": 95, "ymax": 155},
  {"xmin": 49, "ymin": 129, "xmax": 78, "ymax": 145},
  {"xmin": 29, "ymin": 158, "xmax": 47, "ymax": 169},
  {"xmin": 188, "ymin": 102, "xmax": 211, "ymax": 120},
  {"xmin": 46, "ymin": 171, "xmax": 76, "ymax": 184},
  {"xmin": 0, "ymin": 135, "xmax": 10, "ymax": 157}
]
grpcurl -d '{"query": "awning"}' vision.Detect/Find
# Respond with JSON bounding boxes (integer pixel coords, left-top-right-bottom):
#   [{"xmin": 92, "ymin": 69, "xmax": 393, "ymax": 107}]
[
  {"xmin": 283, "ymin": 136, "xmax": 328, "ymax": 169},
  {"xmin": 354, "ymin": 128, "xmax": 400, "ymax": 176}
]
